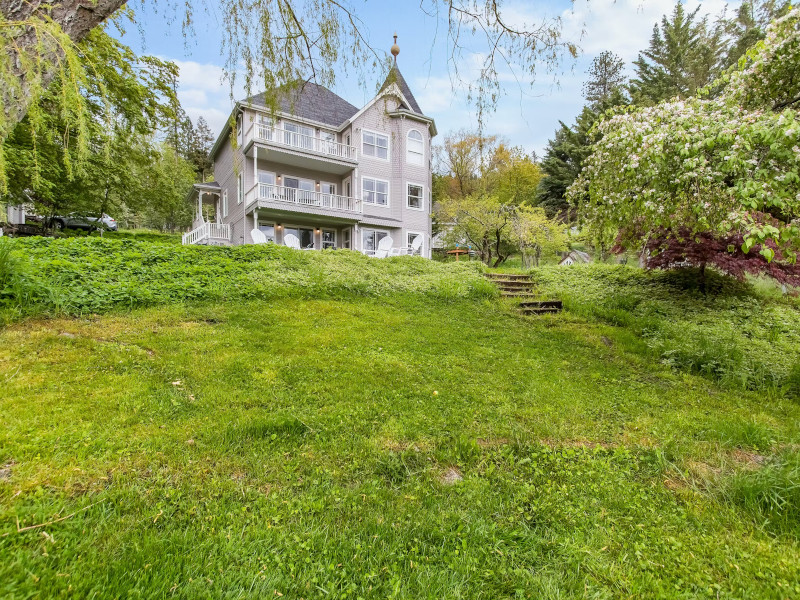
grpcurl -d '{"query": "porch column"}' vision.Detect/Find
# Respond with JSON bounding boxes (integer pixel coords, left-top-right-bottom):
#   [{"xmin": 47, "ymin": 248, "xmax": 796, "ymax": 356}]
[
  {"xmin": 253, "ymin": 148, "xmax": 257, "ymax": 194},
  {"xmin": 216, "ymin": 194, "xmax": 222, "ymax": 224},
  {"xmin": 197, "ymin": 192, "xmax": 204, "ymax": 224}
]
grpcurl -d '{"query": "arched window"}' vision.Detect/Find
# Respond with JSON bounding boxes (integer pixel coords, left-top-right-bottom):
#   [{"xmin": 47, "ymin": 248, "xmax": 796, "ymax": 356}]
[{"xmin": 407, "ymin": 130, "xmax": 424, "ymax": 166}]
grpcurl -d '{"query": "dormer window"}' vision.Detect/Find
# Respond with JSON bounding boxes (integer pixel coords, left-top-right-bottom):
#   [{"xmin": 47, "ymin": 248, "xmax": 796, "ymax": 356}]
[
  {"xmin": 407, "ymin": 130, "xmax": 424, "ymax": 165},
  {"xmin": 362, "ymin": 130, "xmax": 389, "ymax": 160}
]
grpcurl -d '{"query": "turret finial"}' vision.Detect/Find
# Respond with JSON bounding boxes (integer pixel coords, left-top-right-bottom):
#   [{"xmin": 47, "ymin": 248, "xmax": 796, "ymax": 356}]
[{"xmin": 390, "ymin": 33, "xmax": 400, "ymax": 63}]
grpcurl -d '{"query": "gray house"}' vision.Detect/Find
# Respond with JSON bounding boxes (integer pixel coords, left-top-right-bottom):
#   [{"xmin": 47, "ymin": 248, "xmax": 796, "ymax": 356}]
[{"xmin": 184, "ymin": 53, "xmax": 436, "ymax": 258}]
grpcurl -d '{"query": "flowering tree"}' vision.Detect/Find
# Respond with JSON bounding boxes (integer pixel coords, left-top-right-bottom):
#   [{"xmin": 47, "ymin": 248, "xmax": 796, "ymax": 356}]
[
  {"xmin": 569, "ymin": 9, "xmax": 800, "ymax": 284},
  {"xmin": 510, "ymin": 205, "xmax": 568, "ymax": 268}
]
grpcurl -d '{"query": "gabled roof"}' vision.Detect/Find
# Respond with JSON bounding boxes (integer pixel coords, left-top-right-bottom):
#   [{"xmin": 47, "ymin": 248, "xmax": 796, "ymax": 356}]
[
  {"xmin": 245, "ymin": 81, "xmax": 359, "ymax": 129},
  {"xmin": 379, "ymin": 67, "xmax": 423, "ymax": 114}
]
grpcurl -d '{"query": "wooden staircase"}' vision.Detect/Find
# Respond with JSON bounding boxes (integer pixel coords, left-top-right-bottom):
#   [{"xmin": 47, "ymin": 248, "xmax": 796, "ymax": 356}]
[{"xmin": 483, "ymin": 273, "xmax": 563, "ymax": 316}]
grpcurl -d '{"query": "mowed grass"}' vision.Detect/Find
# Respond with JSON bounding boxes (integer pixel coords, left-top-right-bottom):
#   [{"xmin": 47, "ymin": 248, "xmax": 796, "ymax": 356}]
[{"xmin": 2, "ymin": 296, "xmax": 800, "ymax": 599}]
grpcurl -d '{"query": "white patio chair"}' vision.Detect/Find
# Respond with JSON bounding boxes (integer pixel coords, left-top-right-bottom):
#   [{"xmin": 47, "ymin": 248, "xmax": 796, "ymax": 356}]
[
  {"xmin": 283, "ymin": 233, "xmax": 301, "ymax": 250},
  {"xmin": 374, "ymin": 236, "xmax": 394, "ymax": 258},
  {"xmin": 407, "ymin": 235, "xmax": 423, "ymax": 256},
  {"xmin": 251, "ymin": 228, "xmax": 267, "ymax": 244}
]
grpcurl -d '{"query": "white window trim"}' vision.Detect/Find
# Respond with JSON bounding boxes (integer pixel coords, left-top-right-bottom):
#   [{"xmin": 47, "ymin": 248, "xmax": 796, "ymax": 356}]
[
  {"xmin": 361, "ymin": 128, "xmax": 390, "ymax": 162},
  {"xmin": 361, "ymin": 228, "xmax": 391, "ymax": 252},
  {"xmin": 343, "ymin": 176, "xmax": 352, "ymax": 198},
  {"xmin": 321, "ymin": 228, "xmax": 337, "ymax": 249},
  {"xmin": 406, "ymin": 129, "xmax": 424, "ymax": 166},
  {"xmin": 237, "ymin": 173, "xmax": 243, "ymax": 205},
  {"xmin": 282, "ymin": 224, "xmax": 317, "ymax": 249},
  {"xmin": 257, "ymin": 220, "xmax": 276, "ymax": 243},
  {"xmin": 362, "ymin": 176, "xmax": 391, "ymax": 208},
  {"xmin": 283, "ymin": 175, "xmax": 315, "ymax": 190},
  {"xmin": 222, "ymin": 189, "xmax": 228, "ymax": 218},
  {"xmin": 406, "ymin": 230, "xmax": 424, "ymax": 255},
  {"xmin": 319, "ymin": 181, "xmax": 337, "ymax": 194},
  {"xmin": 257, "ymin": 170, "xmax": 277, "ymax": 184},
  {"xmin": 406, "ymin": 182, "xmax": 425, "ymax": 211}
]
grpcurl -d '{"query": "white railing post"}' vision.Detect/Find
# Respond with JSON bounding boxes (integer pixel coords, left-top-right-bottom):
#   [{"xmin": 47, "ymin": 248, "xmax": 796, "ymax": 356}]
[
  {"xmin": 251, "ymin": 124, "xmax": 357, "ymax": 160},
  {"xmin": 252, "ymin": 184, "xmax": 361, "ymax": 214}
]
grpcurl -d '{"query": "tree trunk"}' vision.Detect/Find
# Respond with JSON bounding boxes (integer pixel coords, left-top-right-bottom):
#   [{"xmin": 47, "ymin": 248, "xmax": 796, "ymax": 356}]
[{"xmin": 1, "ymin": 0, "xmax": 126, "ymax": 137}]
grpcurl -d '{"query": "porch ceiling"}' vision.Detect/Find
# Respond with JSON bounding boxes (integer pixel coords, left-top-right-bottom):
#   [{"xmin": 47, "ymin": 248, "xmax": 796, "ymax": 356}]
[
  {"xmin": 246, "ymin": 143, "xmax": 355, "ymax": 176},
  {"xmin": 249, "ymin": 206, "xmax": 360, "ymax": 226}
]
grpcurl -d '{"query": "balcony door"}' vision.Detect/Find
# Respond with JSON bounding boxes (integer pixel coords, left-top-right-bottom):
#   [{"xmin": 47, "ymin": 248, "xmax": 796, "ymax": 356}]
[
  {"xmin": 258, "ymin": 171, "xmax": 275, "ymax": 199},
  {"xmin": 283, "ymin": 122, "xmax": 314, "ymax": 151},
  {"xmin": 283, "ymin": 177, "xmax": 315, "ymax": 205}
]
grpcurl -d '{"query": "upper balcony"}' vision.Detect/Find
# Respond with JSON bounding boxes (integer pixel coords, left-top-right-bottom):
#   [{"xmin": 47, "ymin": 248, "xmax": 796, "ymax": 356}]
[
  {"xmin": 245, "ymin": 183, "xmax": 362, "ymax": 220},
  {"xmin": 244, "ymin": 121, "xmax": 358, "ymax": 175}
]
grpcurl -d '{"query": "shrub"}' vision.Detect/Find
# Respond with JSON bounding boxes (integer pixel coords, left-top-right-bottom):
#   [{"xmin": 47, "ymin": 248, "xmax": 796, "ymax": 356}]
[
  {"xmin": 0, "ymin": 238, "xmax": 495, "ymax": 318},
  {"xmin": 532, "ymin": 264, "xmax": 800, "ymax": 396}
]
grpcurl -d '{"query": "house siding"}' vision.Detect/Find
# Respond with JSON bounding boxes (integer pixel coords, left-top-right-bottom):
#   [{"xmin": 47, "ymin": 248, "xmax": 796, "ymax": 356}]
[{"xmin": 208, "ymin": 84, "xmax": 434, "ymax": 256}]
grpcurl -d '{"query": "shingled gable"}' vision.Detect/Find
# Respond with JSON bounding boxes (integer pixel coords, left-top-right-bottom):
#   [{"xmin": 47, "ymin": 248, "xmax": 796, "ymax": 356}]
[
  {"xmin": 379, "ymin": 67, "xmax": 423, "ymax": 114},
  {"xmin": 244, "ymin": 81, "xmax": 359, "ymax": 128}
]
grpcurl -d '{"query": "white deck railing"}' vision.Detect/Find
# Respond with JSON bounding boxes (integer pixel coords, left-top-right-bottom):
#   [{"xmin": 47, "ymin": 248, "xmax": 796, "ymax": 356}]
[
  {"xmin": 247, "ymin": 184, "xmax": 361, "ymax": 213},
  {"xmin": 251, "ymin": 124, "xmax": 357, "ymax": 161},
  {"xmin": 182, "ymin": 222, "xmax": 231, "ymax": 245}
]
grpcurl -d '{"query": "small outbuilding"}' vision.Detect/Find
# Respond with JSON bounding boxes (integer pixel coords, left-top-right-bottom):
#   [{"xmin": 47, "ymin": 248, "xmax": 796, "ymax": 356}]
[{"xmin": 559, "ymin": 250, "xmax": 592, "ymax": 266}]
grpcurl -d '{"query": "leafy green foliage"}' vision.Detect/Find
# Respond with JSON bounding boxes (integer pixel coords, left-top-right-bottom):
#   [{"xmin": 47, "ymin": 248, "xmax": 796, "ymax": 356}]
[
  {"xmin": 571, "ymin": 9, "xmax": 800, "ymax": 271},
  {"xmin": 0, "ymin": 238, "xmax": 495, "ymax": 318},
  {"xmin": 530, "ymin": 264, "xmax": 800, "ymax": 395},
  {"xmin": 535, "ymin": 89, "xmax": 628, "ymax": 217},
  {"xmin": 2, "ymin": 27, "xmax": 189, "ymax": 230}
]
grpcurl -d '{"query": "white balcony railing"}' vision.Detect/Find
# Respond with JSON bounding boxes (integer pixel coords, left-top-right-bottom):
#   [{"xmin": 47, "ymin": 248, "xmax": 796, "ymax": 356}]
[
  {"xmin": 251, "ymin": 123, "xmax": 357, "ymax": 161},
  {"xmin": 182, "ymin": 222, "xmax": 231, "ymax": 245},
  {"xmin": 247, "ymin": 184, "xmax": 361, "ymax": 213}
]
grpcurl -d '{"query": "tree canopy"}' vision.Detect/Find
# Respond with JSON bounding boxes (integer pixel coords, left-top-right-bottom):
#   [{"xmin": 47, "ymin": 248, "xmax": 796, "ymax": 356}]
[
  {"xmin": 569, "ymin": 8, "xmax": 800, "ymax": 284},
  {"xmin": 1, "ymin": 0, "xmax": 578, "ymax": 188}
]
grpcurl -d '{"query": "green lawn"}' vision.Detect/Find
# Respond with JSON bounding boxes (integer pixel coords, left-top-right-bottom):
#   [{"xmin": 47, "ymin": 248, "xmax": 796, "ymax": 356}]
[{"xmin": 2, "ymin": 294, "xmax": 800, "ymax": 598}]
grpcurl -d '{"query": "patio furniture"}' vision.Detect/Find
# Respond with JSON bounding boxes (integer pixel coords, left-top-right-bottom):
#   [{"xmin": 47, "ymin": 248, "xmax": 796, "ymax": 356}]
[
  {"xmin": 251, "ymin": 229, "xmax": 268, "ymax": 244},
  {"xmin": 374, "ymin": 236, "xmax": 394, "ymax": 258},
  {"xmin": 283, "ymin": 233, "xmax": 302, "ymax": 249}
]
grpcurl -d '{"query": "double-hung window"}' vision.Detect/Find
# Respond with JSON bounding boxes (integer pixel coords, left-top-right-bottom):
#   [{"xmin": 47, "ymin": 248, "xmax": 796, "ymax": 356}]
[
  {"xmin": 362, "ymin": 130, "xmax": 389, "ymax": 160},
  {"xmin": 407, "ymin": 183, "xmax": 423, "ymax": 210},
  {"xmin": 407, "ymin": 130, "xmax": 424, "ymax": 165},
  {"xmin": 363, "ymin": 178, "xmax": 388, "ymax": 206}
]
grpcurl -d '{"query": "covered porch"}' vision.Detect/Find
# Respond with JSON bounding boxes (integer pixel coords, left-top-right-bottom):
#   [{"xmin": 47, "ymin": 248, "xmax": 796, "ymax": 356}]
[
  {"xmin": 183, "ymin": 182, "xmax": 232, "ymax": 246},
  {"xmin": 247, "ymin": 207, "xmax": 359, "ymax": 250}
]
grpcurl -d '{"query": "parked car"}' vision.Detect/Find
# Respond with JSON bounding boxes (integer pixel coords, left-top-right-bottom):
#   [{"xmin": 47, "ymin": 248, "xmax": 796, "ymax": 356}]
[{"xmin": 49, "ymin": 213, "xmax": 118, "ymax": 231}]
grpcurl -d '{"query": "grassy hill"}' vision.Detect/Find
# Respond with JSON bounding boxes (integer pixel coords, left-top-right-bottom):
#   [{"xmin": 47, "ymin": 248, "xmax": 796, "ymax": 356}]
[{"xmin": 1, "ymin": 238, "xmax": 799, "ymax": 598}]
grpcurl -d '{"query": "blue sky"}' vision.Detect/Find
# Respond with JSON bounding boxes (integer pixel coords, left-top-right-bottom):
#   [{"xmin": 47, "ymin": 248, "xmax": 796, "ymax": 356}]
[{"xmin": 115, "ymin": 0, "xmax": 735, "ymax": 155}]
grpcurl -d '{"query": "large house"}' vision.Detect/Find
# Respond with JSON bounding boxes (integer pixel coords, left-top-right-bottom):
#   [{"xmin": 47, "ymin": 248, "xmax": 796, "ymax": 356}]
[{"xmin": 184, "ymin": 47, "xmax": 436, "ymax": 258}]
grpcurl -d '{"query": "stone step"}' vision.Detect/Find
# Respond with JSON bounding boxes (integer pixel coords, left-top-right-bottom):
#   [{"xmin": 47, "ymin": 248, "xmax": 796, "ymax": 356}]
[
  {"xmin": 521, "ymin": 307, "xmax": 561, "ymax": 315},
  {"xmin": 519, "ymin": 300, "xmax": 563, "ymax": 309},
  {"xmin": 484, "ymin": 273, "xmax": 532, "ymax": 280}
]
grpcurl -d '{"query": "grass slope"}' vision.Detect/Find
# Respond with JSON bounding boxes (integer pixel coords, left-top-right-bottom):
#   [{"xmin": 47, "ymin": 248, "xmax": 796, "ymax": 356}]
[
  {"xmin": 0, "ymin": 238, "xmax": 494, "ymax": 318},
  {"xmin": 2, "ymin": 295, "xmax": 800, "ymax": 598}
]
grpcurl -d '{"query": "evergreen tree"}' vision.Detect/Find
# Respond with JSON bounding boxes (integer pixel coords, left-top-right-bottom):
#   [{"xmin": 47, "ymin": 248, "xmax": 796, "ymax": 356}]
[
  {"xmin": 582, "ymin": 51, "xmax": 627, "ymax": 107},
  {"xmin": 189, "ymin": 116, "xmax": 215, "ymax": 182},
  {"xmin": 720, "ymin": 0, "xmax": 791, "ymax": 68},
  {"xmin": 535, "ymin": 89, "xmax": 627, "ymax": 217},
  {"xmin": 629, "ymin": 2, "xmax": 724, "ymax": 105}
]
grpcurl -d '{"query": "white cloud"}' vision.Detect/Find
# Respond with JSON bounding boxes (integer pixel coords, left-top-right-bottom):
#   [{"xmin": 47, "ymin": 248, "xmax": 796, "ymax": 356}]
[{"xmin": 560, "ymin": 0, "xmax": 736, "ymax": 62}]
